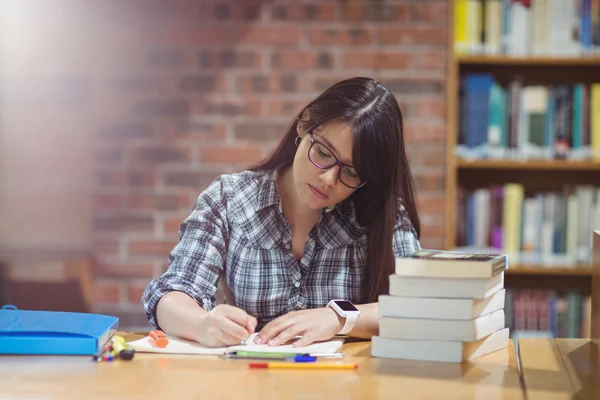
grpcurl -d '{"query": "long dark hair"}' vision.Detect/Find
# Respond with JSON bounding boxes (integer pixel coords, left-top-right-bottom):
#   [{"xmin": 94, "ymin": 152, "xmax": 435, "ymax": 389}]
[{"xmin": 249, "ymin": 77, "xmax": 420, "ymax": 303}]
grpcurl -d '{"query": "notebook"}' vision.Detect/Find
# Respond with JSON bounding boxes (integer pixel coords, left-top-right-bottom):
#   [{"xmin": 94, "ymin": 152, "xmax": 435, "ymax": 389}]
[
  {"xmin": 0, "ymin": 306, "xmax": 118, "ymax": 355},
  {"xmin": 127, "ymin": 332, "xmax": 344, "ymax": 355}
]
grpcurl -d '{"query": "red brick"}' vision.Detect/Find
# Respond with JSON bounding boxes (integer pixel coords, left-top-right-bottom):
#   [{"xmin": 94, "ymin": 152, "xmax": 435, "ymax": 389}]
[
  {"xmin": 94, "ymin": 193, "xmax": 124, "ymax": 210},
  {"xmin": 158, "ymin": 121, "xmax": 227, "ymax": 141},
  {"xmin": 379, "ymin": 26, "xmax": 448, "ymax": 46},
  {"xmin": 306, "ymin": 27, "xmax": 374, "ymax": 46},
  {"xmin": 198, "ymin": 49, "xmax": 262, "ymax": 69},
  {"xmin": 127, "ymin": 193, "xmax": 191, "ymax": 211},
  {"xmin": 269, "ymin": 3, "xmax": 336, "ymax": 21},
  {"xmin": 131, "ymin": 146, "xmax": 191, "ymax": 165},
  {"xmin": 342, "ymin": 51, "xmax": 410, "ymax": 69},
  {"xmin": 200, "ymin": 145, "xmax": 264, "ymax": 165},
  {"xmin": 417, "ymin": 194, "xmax": 446, "ymax": 215},
  {"xmin": 410, "ymin": 51, "xmax": 447, "ymax": 69},
  {"xmin": 93, "ymin": 262, "xmax": 155, "ymax": 279},
  {"xmin": 129, "ymin": 240, "xmax": 177, "ymax": 257},
  {"xmin": 406, "ymin": 143, "xmax": 447, "ymax": 166},
  {"xmin": 411, "ymin": 98, "xmax": 446, "ymax": 119},
  {"xmin": 421, "ymin": 222, "xmax": 445, "ymax": 238},
  {"xmin": 236, "ymin": 75, "xmax": 298, "ymax": 94},
  {"xmin": 94, "ymin": 215, "xmax": 155, "ymax": 233},
  {"xmin": 163, "ymin": 216, "xmax": 187, "ymax": 235},
  {"xmin": 190, "ymin": 97, "xmax": 262, "ymax": 118},
  {"xmin": 342, "ymin": 3, "xmax": 409, "ymax": 22},
  {"xmin": 413, "ymin": 171, "xmax": 445, "ymax": 191},
  {"xmin": 95, "ymin": 170, "xmax": 156, "ymax": 188},
  {"xmin": 265, "ymin": 99, "xmax": 310, "ymax": 117},
  {"xmin": 93, "ymin": 280, "xmax": 121, "ymax": 304},
  {"xmin": 409, "ymin": 2, "xmax": 448, "ymax": 24},
  {"xmin": 272, "ymin": 50, "xmax": 333, "ymax": 70},
  {"xmin": 91, "ymin": 240, "xmax": 119, "ymax": 256},
  {"xmin": 419, "ymin": 236, "xmax": 444, "ymax": 249},
  {"xmin": 404, "ymin": 121, "xmax": 446, "ymax": 142},
  {"xmin": 240, "ymin": 26, "xmax": 302, "ymax": 46},
  {"xmin": 127, "ymin": 283, "xmax": 148, "ymax": 304},
  {"xmin": 178, "ymin": 74, "xmax": 228, "ymax": 93}
]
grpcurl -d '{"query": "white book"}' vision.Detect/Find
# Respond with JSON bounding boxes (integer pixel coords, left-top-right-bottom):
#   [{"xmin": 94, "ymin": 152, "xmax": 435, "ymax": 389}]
[
  {"xmin": 389, "ymin": 272, "xmax": 504, "ymax": 299},
  {"xmin": 379, "ymin": 309, "xmax": 505, "ymax": 342},
  {"xmin": 379, "ymin": 289, "xmax": 505, "ymax": 320},
  {"xmin": 395, "ymin": 249, "xmax": 507, "ymax": 279},
  {"xmin": 372, "ymin": 328, "xmax": 509, "ymax": 363}
]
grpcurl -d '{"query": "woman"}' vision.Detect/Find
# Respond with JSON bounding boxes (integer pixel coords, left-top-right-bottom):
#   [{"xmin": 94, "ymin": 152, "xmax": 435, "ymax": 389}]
[{"xmin": 142, "ymin": 77, "xmax": 421, "ymax": 348}]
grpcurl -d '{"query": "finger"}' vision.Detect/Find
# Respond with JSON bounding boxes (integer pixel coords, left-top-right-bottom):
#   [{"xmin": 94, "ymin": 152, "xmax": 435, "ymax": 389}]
[
  {"xmin": 268, "ymin": 324, "xmax": 306, "ymax": 347},
  {"xmin": 220, "ymin": 317, "xmax": 251, "ymax": 341},
  {"xmin": 222, "ymin": 305, "xmax": 254, "ymax": 329},
  {"xmin": 292, "ymin": 332, "xmax": 316, "ymax": 348},
  {"xmin": 214, "ymin": 329, "xmax": 244, "ymax": 347},
  {"xmin": 246, "ymin": 315, "xmax": 258, "ymax": 334},
  {"xmin": 255, "ymin": 315, "xmax": 293, "ymax": 344}
]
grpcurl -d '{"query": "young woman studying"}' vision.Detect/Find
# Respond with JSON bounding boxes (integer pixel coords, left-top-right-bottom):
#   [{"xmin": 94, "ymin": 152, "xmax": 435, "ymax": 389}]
[{"xmin": 141, "ymin": 77, "xmax": 421, "ymax": 348}]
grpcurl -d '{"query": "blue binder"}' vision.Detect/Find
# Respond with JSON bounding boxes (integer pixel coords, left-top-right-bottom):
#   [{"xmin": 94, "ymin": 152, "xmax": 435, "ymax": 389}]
[{"xmin": 0, "ymin": 306, "xmax": 119, "ymax": 355}]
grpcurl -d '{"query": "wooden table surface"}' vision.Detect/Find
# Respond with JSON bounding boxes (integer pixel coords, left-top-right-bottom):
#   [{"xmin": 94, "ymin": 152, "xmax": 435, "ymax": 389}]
[
  {"xmin": 0, "ymin": 332, "xmax": 524, "ymax": 400},
  {"xmin": 519, "ymin": 338, "xmax": 600, "ymax": 400}
]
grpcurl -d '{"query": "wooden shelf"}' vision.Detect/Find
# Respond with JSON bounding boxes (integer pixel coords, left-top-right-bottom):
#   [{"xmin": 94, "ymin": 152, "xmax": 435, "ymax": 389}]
[
  {"xmin": 455, "ymin": 55, "xmax": 600, "ymax": 66},
  {"xmin": 507, "ymin": 266, "xmax": 593, "ymax": 276},
  {"xmin": 456, "ymin": 159, "xmax": 600, "ymax": 171}
]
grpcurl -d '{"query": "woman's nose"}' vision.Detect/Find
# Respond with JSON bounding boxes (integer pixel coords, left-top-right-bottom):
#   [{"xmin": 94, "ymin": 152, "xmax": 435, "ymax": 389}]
[{"xmin": 319, "ymin": 166, "xmax": 339, "ymax": 186}]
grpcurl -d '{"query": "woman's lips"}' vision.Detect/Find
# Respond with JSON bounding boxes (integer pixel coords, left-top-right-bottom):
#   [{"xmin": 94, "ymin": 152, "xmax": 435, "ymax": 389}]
[{"xmin": 309, "ymin": 184, "xmax": 329, "ymax": 200}]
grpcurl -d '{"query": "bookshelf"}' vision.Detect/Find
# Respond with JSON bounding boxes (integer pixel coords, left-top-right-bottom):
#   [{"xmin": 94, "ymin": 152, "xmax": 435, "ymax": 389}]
[{"xmin": 446, "ymin": 1, "xmax": 599, "ymax": 339}]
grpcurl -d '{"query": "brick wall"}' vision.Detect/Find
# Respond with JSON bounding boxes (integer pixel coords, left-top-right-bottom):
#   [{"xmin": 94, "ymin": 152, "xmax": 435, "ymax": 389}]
[{"xmin": 2, "ymin": 0, "xmax": 448, "ymax": 329}]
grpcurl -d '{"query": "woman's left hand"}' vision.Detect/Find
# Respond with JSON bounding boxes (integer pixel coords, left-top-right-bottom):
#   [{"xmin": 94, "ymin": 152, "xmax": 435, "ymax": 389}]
[{"xmin": 254, "ymin": 307, "xmax": 344, "ymax": 348}]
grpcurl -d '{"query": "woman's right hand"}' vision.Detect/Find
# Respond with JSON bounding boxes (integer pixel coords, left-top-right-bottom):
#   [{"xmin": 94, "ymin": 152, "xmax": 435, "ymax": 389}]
[{"xmin": 195, "ymin": 304, "xmax": 257, "ymax": 347}]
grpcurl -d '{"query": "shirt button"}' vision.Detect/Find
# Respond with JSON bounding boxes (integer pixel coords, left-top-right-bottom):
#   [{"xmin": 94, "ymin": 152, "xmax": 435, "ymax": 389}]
[{"xmin": 294, "ymin": 281, "xmax": 301, "ymax": 288}]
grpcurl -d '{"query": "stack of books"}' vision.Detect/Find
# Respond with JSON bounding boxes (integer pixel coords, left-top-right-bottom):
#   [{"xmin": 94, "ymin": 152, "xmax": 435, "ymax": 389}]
[{"xmin": 372, "ymin": 249, "xmax": 509, "ymax": 363}]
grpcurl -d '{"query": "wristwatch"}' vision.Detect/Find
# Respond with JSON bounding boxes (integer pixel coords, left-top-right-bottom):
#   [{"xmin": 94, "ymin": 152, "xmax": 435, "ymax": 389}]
[{"xmin": 327, "ymin": 300, "xmax": 360, "ymax": 335}]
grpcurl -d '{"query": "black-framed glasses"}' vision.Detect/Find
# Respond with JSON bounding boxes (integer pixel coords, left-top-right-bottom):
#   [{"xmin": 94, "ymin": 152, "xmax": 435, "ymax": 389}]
[{"xmin": 307, "ymin": 133, "xmax": 366, "ymax": 189}]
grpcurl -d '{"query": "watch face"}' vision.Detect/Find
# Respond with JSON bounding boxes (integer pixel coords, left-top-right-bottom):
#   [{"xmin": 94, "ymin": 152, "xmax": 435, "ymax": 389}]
[{"xmin": 335, "ymin": 300, "xmax": 358, "ymax": 312}]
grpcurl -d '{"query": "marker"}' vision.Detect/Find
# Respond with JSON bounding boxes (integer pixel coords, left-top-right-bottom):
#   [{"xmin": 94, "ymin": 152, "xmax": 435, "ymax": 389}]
[{"xmin": 249, "ymin": 362, "xmax": 358, "ymax": 370}]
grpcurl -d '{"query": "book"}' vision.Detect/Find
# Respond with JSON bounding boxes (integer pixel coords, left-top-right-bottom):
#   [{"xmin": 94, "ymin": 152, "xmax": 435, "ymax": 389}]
[
  {"xmin": 0, "ymin": 308, "xmax": 118, "ymax": 355},
  {"xmin": 379, "ymin": 309, "xmax": 505, "ymax": 342},
  {"xmin": 372, "ymin": 328, "xmax": 509, "ymax": 363},
  {"xmin": 388, "ymin": 272, "xmax": 504, "ymax": 299},
  {"xmin": 379, "ymin": 289, "xmax": 505, "ymax": 320},
  {"xmin": 127, "ymin": 332, "xmax": 344, "ymax": 356},
  {"xmin": 396, "ymin": 249, "xmax": 508, "ymax": 278}
]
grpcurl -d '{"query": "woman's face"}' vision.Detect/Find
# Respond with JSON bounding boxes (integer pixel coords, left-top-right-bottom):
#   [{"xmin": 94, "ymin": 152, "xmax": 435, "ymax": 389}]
[{"xmin": 291, "ymin": 118, "xmax": 359, "ymax": 211}]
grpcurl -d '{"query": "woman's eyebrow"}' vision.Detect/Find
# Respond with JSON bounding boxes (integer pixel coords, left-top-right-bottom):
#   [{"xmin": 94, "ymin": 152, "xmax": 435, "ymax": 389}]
[{"xmin": 314, "ymin": 133, "xmax": 355, "ymax": 166}]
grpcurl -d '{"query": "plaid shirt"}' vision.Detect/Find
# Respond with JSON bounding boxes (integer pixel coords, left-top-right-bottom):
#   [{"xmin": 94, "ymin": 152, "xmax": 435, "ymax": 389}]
[{"xmin": 142, "ymin": 168, "xmax": 420, "ymax": 330}]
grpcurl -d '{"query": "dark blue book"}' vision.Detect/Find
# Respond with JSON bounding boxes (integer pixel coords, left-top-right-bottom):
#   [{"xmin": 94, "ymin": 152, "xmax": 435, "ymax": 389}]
[{"xmin": 0, "ymin": 307, "xmax": 118, "ymax": 355}]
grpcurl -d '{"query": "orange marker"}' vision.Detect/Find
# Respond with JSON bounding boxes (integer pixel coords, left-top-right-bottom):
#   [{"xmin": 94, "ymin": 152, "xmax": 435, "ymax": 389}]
[{"xmin": 149, "ymin": 330, "xmax": 169, "ymax": 348}]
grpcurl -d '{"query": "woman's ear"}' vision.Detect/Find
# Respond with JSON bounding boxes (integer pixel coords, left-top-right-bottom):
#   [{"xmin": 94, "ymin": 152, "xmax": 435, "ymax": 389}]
[{"xmin": 296, "ymin": 109, "xmax": 311, "ymax": 137}]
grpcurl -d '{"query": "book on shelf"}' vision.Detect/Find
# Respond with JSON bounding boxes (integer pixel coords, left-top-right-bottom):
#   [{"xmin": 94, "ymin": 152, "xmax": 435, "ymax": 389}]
[
  {"xmin": 396, "ymin": 249, "xmax": 508, "ymax": 279},
  {"xmin": 372, "ymin": 328, "xmax": 510, "ymax": 363},
  {"xmin": 388, "ymin": 271, "xmax": 505, "ymax": 299},
  {"xmin": 456, "ymin": 73, "xmax": 600, "ymax": 161},
  {"xmin": 379, "ymin": 310, "xmax": 506, "ymax": 342},
  {"xmin": 454, "ymin": 0, "xmax": 600, "ymax": 56},
  {"xmin": 456, "ymin": 184, "xmax": 600, "ymax": 265},
  {"xmin": 379, "ymin": 289, "xmax": 505, "ymax": 320}
]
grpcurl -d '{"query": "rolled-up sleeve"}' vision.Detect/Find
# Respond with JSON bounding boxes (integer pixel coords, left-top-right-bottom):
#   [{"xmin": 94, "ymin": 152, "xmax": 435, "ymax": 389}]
[
  {"xmin": 392, "ymin": 202, "xmax": 421, "ymax": 258},
  {"xmin": 142, "ymin": 177, "xmax": 229, "ymax": 329}
]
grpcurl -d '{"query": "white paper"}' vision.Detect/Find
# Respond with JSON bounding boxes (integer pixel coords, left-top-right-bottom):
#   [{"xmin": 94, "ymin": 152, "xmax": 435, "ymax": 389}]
[{"xmin": 127, "ymin": 332, "xmax": 344, "ymax": 355}]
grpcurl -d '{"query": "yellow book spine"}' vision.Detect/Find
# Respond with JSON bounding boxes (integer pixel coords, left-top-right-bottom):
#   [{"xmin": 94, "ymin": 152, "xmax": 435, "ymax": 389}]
[
  {"xmin": 502, "ymin": 184, "xmax": 524, "ymax": 261},
  {"xmin": 591, "ymin": 84, "xmax": 600, "ymax": 160},
  {"xmin": 454, "ymin": 0, "xmax": 468, "ymax": 54}
]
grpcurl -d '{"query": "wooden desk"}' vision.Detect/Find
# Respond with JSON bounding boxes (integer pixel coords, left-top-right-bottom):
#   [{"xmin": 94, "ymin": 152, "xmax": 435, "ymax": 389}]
[
  {"xmin": 519, "ymin": 338, "xmax": 600, "ymax": 400},
  {"xmin": 0, "ymin": 333, "xmax": 524, "ymax": 400}
]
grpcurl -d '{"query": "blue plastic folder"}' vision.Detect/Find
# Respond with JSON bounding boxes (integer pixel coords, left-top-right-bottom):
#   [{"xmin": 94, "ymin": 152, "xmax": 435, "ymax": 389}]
[{"xmin": 0, "ymin": 306, "xmax": 118, "ymax": 355}]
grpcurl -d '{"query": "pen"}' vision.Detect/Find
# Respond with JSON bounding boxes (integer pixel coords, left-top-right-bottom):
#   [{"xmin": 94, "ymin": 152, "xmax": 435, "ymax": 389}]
[
  {"xmin": 226, "ymin": 351, "xmax": 344, "ymax": 359},
  {"xmin": 249, "ymin": 362, "xmax": 358, "ymax": 370},
  {"xmin": 226, "ymin": 354, "xmax": 316, "ymax": 362}
]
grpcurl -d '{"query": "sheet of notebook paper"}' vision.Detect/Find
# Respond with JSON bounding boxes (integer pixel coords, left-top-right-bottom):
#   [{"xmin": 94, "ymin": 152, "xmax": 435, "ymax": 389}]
[{"xmin": 127, "ymin": 332, "xmax": 344, "ymax": 355}]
